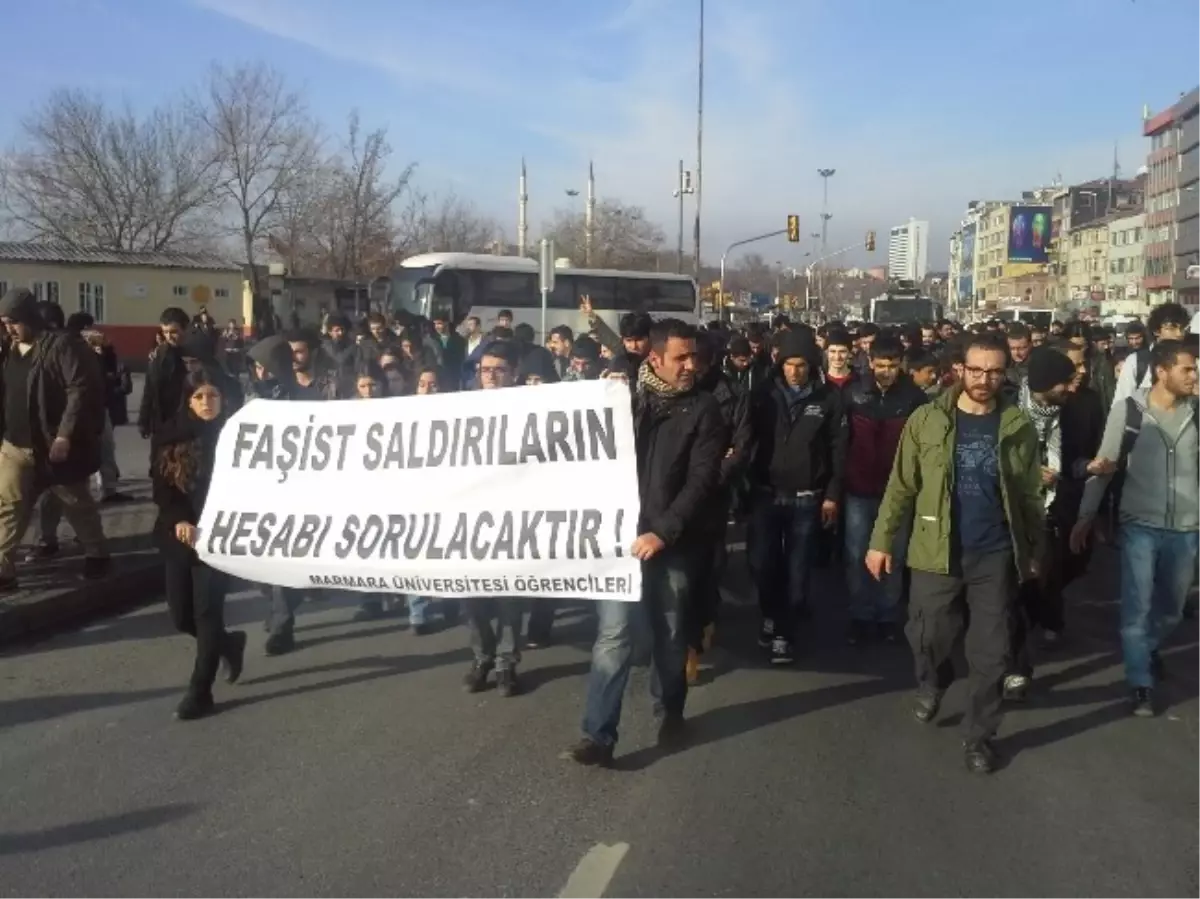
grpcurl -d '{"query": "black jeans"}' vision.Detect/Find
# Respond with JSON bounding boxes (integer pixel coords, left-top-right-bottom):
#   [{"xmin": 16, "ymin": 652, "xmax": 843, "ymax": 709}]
[
  {"xmin": 466, "ymin": 598, "xmax": 525, "ymax": 669},
  {"xmin": 750, "ymin": 492, "xmax": 821, "ymax": 636},
  {"xmin": 1011, "ymin": 523, "xmax": 1087, "ymax": 676},
  {"xmin": 164, "ymin": 557, "xmax": 230, "ymax": 696},
  {"xmin": 907, "ymin": 549, "xmax": 1016, "ymax": 744}
]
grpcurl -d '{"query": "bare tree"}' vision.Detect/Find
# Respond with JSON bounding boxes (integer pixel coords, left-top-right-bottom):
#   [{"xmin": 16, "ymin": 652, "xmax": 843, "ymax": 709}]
[
  {"xmin": 198, "ymin": 63, "xmax": 319, "ymax": 293},
  {"xmin": 311, "ymin": 111, "xmax": 415, "ymax": 279},
  {"xmin": 0, "ymin": 89, "xmax": 221, "ymax": 251},
  {"xmin": 542, "ymin": 199, "xmax": 666, "ymax": 270},
  {"xmin": 395, "ymin": 190, "xmax": 499, "ymax": 256}
]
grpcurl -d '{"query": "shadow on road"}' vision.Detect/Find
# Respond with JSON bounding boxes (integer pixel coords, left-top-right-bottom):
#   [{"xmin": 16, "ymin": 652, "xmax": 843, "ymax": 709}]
[
  {"xmin": 0, "ymin": 803, "xmax": 199, "ymax": 856},
  {"xmin": 0, "ymin": 687, "xmax": 178, "ymax": 729}
]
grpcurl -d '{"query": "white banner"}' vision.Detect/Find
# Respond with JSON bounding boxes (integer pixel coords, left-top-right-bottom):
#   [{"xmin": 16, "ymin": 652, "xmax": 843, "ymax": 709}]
[{"xmin": 196, "ymin": 380, "xmax": 642, "ymax": 601}]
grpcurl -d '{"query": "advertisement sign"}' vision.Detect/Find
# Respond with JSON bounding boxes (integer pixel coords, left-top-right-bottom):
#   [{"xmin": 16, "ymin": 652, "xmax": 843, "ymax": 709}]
[
  {"xmin": 197, "ymin": 381, "xmax": 643, "ymax": 601},
  {"xmin": 1008, "ymin": 206, "xmax": 1052, "ymax": 264},
  {"xmin": 958, "ymin": 223, "xmax": 976, "ymax": 303}
]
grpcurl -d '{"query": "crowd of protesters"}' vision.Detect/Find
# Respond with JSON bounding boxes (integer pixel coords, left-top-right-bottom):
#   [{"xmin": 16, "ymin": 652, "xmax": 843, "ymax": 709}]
[{"xmin": 1, "ymin": 283, "xmax": 1194, "ymax": 775}]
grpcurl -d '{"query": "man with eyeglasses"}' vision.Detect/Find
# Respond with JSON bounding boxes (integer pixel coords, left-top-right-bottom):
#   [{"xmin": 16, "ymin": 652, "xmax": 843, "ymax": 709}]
[
  {"xmin": 461, "ymin": 340, "xmax": 527, "ymax": 697},
  {"xmin": 866, "ymin": 331, "xmax": 1043, "ymax": 774}
]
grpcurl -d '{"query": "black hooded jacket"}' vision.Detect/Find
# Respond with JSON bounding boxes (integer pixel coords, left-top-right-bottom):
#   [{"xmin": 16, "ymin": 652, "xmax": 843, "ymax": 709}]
[
  {"xmin": 698, "ymin": 365, "xmax": 752, "ymax": 488},
  {"xmin": 747, "ymin": 332, "xmax": 848, "ymax": 502}
]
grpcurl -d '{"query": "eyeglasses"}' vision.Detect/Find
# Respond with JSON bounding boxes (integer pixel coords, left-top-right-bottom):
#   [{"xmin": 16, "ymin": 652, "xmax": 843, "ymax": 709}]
[
  {"xmin": 478, "ymin": 366, "xmax": 510, "ymax": 377},
  {"xmin": 964, "ymin": 366, "xmax": 1006, "ymax": 380}
]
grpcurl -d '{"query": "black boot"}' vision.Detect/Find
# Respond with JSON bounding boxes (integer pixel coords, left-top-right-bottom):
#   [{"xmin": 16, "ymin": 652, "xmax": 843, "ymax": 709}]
[
  {"xmin": 174, "ymin": 690, "xmax": 215, "ymax": 721},
  {"xmin": 264, "ymin": 630, "xmax": 295, "ymax": 656},
  {"xmin": 221, "ymin": 631, "xmax": 248, "ymax": 684}
]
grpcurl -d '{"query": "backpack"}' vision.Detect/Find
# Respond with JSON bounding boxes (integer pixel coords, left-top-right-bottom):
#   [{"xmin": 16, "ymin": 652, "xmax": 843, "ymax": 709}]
[
  {"xmin": 1132, "ymin": 348, "xmax": 1151, "ymax": 390},
  {"xmin": 1117, "ymin": 395, "xmax": 1200, "ymax": 470}
]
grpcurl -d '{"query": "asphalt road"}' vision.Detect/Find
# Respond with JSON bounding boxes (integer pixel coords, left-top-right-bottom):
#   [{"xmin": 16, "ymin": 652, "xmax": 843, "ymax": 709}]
[{"xmin": 0, "ymin": 539, "xmax": 1196, "ymax": 898}]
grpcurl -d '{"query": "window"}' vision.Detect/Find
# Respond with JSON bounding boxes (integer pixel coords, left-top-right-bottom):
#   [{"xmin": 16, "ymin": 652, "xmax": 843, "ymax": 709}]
[
  {"xmin": 172, "ymin": 285, "xmax": 189, "ymax": 298},
  {"xmin": 1071, "ymin": 260, "xmax": 1081, "ymax": 274},
  {"xmin": 31, "ymin": 280, "xmax": 60, "ymax": 304},
  {"xmin": 78, "ymin": 282, "xmax": 105, "ymax": 322},
  {"xmin": 214, "ymin": 287, "xmax": 230, "ymax": 299},
  {"xmin": 1071, "ymin": 232, "xmax": 1082, "ymax": 247}
]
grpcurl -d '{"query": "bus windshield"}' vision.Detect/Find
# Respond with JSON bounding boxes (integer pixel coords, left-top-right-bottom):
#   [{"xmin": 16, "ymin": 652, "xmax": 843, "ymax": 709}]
[{"xmin": 872, "ymin": 298, "xmax": 936, "ymax": 324}]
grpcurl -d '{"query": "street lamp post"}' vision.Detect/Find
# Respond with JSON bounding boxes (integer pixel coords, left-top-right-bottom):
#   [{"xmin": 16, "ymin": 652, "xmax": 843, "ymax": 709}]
[
  {"xmin": 673, "ymin": 160, "xmax": 695, "ymax": 274},
  {"xmin": 817, "ymin": 168, "xmax": 836, "ymax": 253},
  {"xmin": 718, "ymin": 228, "xmax": 787, "ymax": 322}
]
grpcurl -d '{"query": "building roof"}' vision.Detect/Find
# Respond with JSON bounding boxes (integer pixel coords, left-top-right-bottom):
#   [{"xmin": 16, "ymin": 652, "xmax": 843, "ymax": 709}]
[{"xmin": 0, "ymin": 242, "xmax": 242, "ymax": 272}]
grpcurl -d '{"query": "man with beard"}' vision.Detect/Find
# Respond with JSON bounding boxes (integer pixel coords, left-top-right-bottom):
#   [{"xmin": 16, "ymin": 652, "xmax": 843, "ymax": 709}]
[
  {"xmin": 285, "ymin": 329, "xmax": 341, "ymax": 400},
  {"xmin": 867, "ymin": 331, "xmax": 1043, "ymax": 774},
  {"xmin": 563, "ymin": 319, "xmax": 726, "ymax": 767},
  {"xmin": 1003, "ymin": 346, "xmax": 1089, "ymax": 702},
  {"xmin": 321, "ymin": 313, "xmax": 358, "ymax": 391}
]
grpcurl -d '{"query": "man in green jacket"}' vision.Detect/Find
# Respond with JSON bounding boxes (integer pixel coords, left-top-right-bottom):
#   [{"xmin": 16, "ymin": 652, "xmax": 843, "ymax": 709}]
[{"xmin": 866, "ymin": 331, "xmax": 1044, "ymax": 775}]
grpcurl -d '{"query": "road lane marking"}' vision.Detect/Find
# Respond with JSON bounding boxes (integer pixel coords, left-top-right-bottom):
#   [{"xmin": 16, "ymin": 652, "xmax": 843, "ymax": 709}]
[{"xmin": 558, "ymin": 842, "xmax": 629, "ymax": 898}]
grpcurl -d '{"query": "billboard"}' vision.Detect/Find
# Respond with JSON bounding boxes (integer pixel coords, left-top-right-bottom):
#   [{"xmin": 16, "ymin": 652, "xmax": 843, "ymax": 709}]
[
  {"xmin": 1007, "ymin": 206, "xmax": 1052, "ymax": 264},
  {"xmin": 958, "ymin": 223, "xmax": 976, "ymax": 303}
]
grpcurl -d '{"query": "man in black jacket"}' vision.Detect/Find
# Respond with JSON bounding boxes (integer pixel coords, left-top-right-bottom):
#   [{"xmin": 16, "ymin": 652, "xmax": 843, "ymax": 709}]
[
  {"xmin": 565, "ymin": 319, "xmax": 727, "ymax": 767},
  {"xmin": 0, "ymin": 288, "xmax": 109, "ymax": 590},
  {"xmin": 688, "ymin": 332, "xmax": 753, "ymax": 676},
  {"xmin": 748, "ymin": 329, "xmax": 848, "ymax": 664}
]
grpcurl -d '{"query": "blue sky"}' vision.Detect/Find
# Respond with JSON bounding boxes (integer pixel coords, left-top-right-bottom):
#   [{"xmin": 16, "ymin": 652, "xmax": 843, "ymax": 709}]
[{"xmin": 2, "ymin": 0, "xmax": 1198, "ymax": 268}]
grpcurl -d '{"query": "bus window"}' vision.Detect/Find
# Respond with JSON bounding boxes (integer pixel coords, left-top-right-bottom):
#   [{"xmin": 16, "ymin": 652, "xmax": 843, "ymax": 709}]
[
  {"xmin": 474, "ymin": 271, "xmax": 537, "ymax": 308},
  {"xmin": 615, "ymin": 278, "xmax": 696, "ymax": 314},
  {"xmin": 548, "ymin": 274, "xmax": 579, "ymax": 309},
  {"xmin": 574, "ymin": 275, "xmax": 618, "ymax": 308}
]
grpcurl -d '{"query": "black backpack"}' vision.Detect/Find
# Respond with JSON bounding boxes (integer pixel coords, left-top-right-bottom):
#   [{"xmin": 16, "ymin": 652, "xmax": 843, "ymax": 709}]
[{"xmin": 1131, "ymin": 348, "xmax": 1151, "ymax": 390}]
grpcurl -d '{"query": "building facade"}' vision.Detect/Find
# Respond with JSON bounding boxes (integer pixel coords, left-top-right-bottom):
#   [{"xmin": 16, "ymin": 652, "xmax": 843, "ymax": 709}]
[
  {"xmin": 0, "ymin": 243, "xmax": 247, "ymax": 361},
  {"xmin": 1143, "ymin": 87, "xmax": 1199, "ymax": 307},
  {"xmin": 1066, "ymin": 219, "xmax": 1110, "ymax": 308},
  {"xmin": 1104, "ymin": 211, "xmax": 1146, "ymax": 315},
  {"xmin": 887, "ymin": 218, "xmax": 929, "ymax": 282}
]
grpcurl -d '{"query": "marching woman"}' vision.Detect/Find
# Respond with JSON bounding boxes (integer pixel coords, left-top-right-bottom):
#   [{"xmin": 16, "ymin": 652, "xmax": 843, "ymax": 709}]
[{"xmin": 152, "ymin": 368, "xmax": 247, "ymax": 720}]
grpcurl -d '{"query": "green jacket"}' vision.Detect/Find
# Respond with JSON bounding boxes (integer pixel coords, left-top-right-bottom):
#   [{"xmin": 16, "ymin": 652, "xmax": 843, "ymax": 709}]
[{"xmin": 868, "ymin": 385, "xmax": 1044, "ymax": 577}]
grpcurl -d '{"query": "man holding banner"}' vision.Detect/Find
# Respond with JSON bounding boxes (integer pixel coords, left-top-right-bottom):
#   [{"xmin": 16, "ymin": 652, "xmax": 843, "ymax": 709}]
[{"xmin": 566, "ymin": 319, "xmax": 728, "ymax": 767}]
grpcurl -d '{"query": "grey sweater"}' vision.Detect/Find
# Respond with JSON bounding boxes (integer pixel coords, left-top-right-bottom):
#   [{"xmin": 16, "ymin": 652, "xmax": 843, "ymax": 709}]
[{"xmin": 1078, "ymin": 389, "xmax": 1199, "ymax": 532}]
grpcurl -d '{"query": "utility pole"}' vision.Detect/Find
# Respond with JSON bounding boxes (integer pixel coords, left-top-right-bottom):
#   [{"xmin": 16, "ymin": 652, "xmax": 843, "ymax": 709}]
[
  {"xmin": 692, "ymin": 0, "xmax": 704, "ymax": 278},
  {"xmin": 673, "ymin": 161, "xmax": 695, "ymax": 274}
]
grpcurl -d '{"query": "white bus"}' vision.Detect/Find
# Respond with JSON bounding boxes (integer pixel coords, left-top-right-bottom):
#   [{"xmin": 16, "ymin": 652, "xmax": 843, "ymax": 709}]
[{"xmin": 388, "ymin": 252, "xmax": 699, "ymax": 339}]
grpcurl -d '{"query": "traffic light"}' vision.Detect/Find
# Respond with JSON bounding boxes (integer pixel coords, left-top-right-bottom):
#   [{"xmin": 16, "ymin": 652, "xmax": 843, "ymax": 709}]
[
  {"xmin": 865, "ymin": 230, "xmax": 876, "ymax": 251},
  {"xmin": 787, "ymin": 214, "xmax": 800, "ymax": 243}
]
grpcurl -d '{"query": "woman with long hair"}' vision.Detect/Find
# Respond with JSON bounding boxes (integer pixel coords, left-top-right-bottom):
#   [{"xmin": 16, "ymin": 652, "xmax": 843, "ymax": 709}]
[{"xmin": 152, "ymin": 368, "xmax": 247, "ymax": 720}]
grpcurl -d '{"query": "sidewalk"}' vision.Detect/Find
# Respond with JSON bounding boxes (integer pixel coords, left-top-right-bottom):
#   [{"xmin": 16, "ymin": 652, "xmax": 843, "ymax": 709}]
[{"xmin": 0, "ymin": 382, "xmax": 163, "ymax": 645}]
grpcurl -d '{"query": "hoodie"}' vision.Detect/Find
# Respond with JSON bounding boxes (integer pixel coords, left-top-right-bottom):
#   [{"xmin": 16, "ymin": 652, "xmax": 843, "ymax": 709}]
[{"xmin": 517, "ymin": 346, "xmax": 561, "ymax": 385}]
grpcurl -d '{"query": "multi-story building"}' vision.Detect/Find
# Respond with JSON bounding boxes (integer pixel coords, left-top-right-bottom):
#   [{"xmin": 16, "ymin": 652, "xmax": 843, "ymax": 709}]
[
  {"xmin": 1048, "ymin": 177, "xmax": 1145, "ymax": 307},
  {"xmin": 1066, "ymin": 218, "xmax": 1110, "ymax": 308},
  {"xmin": 887, "ymin": 218, "xmax": 929, "ymax": 282},
  {"xmin": 1143, "ymin": 87, "xmax": 1199, "ymax": 307},
  {"xmin": 948, "ymin": 204, "xmax": 983, "ymax": 312},
  {"xmin": 1104, "ymin": 211, "xmax": 1146, "ymax": 315}
]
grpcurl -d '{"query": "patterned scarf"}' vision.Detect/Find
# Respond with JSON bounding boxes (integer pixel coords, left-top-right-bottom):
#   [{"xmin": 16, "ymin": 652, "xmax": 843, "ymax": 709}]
[
  {"xmin": 637, "ymin": 359, "xmax": 686, "ymax": 398},
  {"xmin": 1020, "ymin": 380, "xmax": 1061, "ymax": 509}
]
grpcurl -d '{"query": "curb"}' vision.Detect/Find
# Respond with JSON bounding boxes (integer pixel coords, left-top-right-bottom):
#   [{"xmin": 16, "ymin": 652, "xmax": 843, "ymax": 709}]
[{"xmin": 0, "ymin": 557, "xmax": 164, "ymax": 648}]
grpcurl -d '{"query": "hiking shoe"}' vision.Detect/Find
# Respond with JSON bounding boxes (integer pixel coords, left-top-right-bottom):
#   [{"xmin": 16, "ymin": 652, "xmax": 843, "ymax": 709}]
[
  {"xmin": 174, "ymin": 691, "xmax": 215, "ymax": 721},
  {"xmin": 963, "ymin": 739, "xmax": 998, "ymax": 774},
  {"xmin": 496, "ymin": 666, "xmax": 521, "ymax": 698},
  {"xmin": 560, "ymin": 738, "xmax": 614, "ymax": 768},
  {"xmin": 913, "ymin": 689, "xmax": 942, "ymax": 723},
  {"xmin": 462, "ymin": 660, "xmax": 493, "ymax": 693},
  {"xmin": 1002, "ymin": 674, "xmax": 1031, "ymax": 703},
  {"xmin": 264, "ymin": 631, "xmax": 295, "ymax": 656}
]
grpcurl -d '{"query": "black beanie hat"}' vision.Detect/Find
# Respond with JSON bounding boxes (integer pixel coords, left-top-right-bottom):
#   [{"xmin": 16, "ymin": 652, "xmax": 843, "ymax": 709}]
[
  {"xmin": 727, "ymin": 336, "xmax": 751, "ymax": 356},
  {"xmin": 1026, "ymin": 347, "xmax": 1077, "ymax": 393},
  {"xmin": 776, "ymin": 329, "xmax": 820, "ymax": 370}
]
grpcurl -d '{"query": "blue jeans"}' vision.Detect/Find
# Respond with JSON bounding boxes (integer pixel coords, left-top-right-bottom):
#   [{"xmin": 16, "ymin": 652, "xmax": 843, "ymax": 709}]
[
  {"xmin": 844, "ymin": 494, "xmax": 910, "ymax": 623},
  {"xmin": 581, "ymin": 553, "xmax": 691, "ymax": 748},
  {"xmin": 750, "ymin": 492, "xmax": 821, "ymax": 635},
  {"xmin": 1119, "ymin": 523, "xmax": 1199, "ymax": 688}
]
